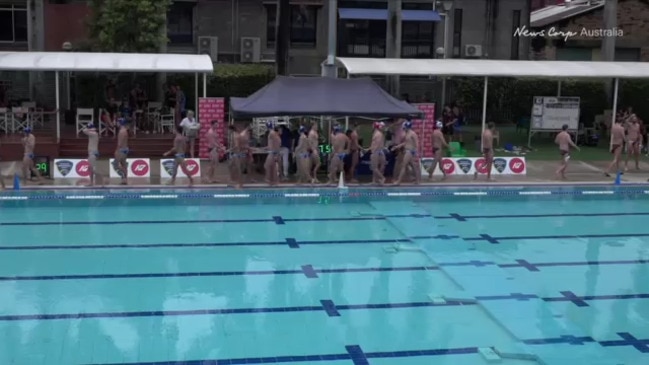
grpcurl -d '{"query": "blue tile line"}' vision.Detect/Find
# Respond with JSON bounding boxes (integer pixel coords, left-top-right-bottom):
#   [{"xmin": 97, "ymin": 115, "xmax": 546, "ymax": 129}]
[
  {"xmin": 0, "ymin": 185, "xmax": 648, "ymax": 201},
  {"xmin": 6, "ymin": 230, "xmax": 649, "ymax": 251},
  {"xmin": 83, "ymin": 332, "xmax": 649, "ymax": 365},
  {"xmin": 5, "ymin": 210, "xmax": 649, "ymax": 226},
  {"xmin": 2, "ymin": 292, "xmax": 649, "ymax": 322},
  {"xmin": 85, "ymin": 345, "xmax": 482, "ymax": 365}
]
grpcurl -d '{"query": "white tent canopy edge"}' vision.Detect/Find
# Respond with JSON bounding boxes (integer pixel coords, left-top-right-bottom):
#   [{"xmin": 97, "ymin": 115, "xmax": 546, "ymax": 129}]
[
  {"xmin": 335, "ymin": 57, "xmax": 649, "ymax": 149},
  {"xmin": 0, "ymin": 52, "xmax": 214, "ymax": 141}
]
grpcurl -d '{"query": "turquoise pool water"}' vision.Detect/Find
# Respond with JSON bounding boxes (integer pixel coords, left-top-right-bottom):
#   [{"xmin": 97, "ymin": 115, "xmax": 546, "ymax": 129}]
[{"xmin": 1, "ymin": 187, "xmax": 648, "ymax": 365}]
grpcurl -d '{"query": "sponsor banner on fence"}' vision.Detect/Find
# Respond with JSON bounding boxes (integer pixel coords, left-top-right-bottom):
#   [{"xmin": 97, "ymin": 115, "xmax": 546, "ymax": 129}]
[
  {"xmin": 160, "ymin": 158, "xmax": 201, "ymax": 178},
  {"xmin": 53, "ymin": 159, "xmax": 92, "ymax": 178},
  {"xmin": 420, "ymin": 156, "xmax": 527, "ymax": 176},
  {"xmin": 198, "ymin": 97, "xmax": 227, "ymax": 159},
  {"xmin": 109, "ymin": 158, "xmax": 151, "ymax": 178}
]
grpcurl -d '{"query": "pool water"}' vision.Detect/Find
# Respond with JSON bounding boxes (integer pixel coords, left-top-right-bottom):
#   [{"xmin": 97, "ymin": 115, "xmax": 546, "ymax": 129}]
[{"xmin": 1, "ymin": 188, "xmax": 648, "ymax": 365}]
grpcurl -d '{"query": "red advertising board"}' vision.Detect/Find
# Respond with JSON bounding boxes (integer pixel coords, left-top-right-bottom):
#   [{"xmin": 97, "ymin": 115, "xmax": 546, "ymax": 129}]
[{"xmin": 198, "ymin": 98, "xmax": 227, "ymax": 159}]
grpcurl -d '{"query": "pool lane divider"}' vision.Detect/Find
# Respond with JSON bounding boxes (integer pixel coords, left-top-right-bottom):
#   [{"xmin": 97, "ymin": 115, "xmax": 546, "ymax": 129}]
[{"xmin": 2, "ymin": 186, "xmax": 649, "ymax": 201}]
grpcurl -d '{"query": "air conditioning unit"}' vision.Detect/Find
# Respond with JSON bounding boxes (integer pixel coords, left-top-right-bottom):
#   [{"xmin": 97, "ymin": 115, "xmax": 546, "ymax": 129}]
[
  {"xmin": 198, "ymin": 36, "xmax": 218, "ymax": 61},
  {"xmin": 464, "ymin": 44, "xmax": 483, "ymax": 58},
  {"xmin": 240, "ymin": 37, "xmax": 261, "ymax": 63}
]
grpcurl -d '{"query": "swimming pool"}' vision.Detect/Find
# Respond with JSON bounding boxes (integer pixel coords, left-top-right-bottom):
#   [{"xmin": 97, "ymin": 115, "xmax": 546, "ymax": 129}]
[{"xmin": 1, "ymin": 186, "xmax": 648, "ymax": 365}]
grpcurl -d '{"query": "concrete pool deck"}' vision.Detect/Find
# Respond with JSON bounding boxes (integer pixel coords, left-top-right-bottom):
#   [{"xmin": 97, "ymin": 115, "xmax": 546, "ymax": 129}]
[{"xmin": 1, "ymin": 159, "xmax": 649, "ymax": 189}]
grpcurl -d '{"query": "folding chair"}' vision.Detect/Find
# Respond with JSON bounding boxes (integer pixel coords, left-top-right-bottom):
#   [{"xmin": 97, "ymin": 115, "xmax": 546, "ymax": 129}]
[
  {"xmin": 11, "ymin": 107, "xmax": 31, "ymax": 133},
  {"xmin": 159, "ymin": 114, "xmax": 175, "ymax": 134},
  {"xmin": 0, "ymin": 108, "xmax": 7, "ymax": 134},
  {"xmin": 76, "ymin": 108, "xmax": 94, "ymax": 136}
]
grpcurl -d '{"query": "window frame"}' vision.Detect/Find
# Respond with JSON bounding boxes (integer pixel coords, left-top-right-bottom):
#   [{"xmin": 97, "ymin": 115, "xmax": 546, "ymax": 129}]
[
  {"xmin": 266, "ymin": 4, "xmax": 318, "ymax": 49},
  {"xmin": 167, "ymin": 1, "xmax": 195, "ymax": 45},
  {"xmin": 0, "ymin": 5, "xmax": 28, "ymax": 44}
]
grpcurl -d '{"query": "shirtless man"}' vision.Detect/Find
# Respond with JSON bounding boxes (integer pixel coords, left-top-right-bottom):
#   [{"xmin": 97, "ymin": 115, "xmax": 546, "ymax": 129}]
[
  {"xmin": 294, "ymin": 126, "xmax": 312, "ymax": 185},
  {"xmin": 427, "ymin": 121, "xmax": 449, "ymax": 181},
  {"xmin": 554, "ymin": 124, "xmax": 580, "ymax": 180},
  {"xmin": 473, "ymin": 122, "xmax": 495, "ymax": 181},
  {"xmin": 369, "ymin": 121, "xmax": 387, "ymax": 185},
  {"xmin": 391, "ymin": 119, "xmax": 406, "ymax": 182},
  {"xmin": 227, "ymin": 124, "xmax": 244, "ymax": 188},
  {"xmin": 392, "ymin": 121, "xmax": 420, "ymax": 185},
  {"xmin": 82, "ymin": 123, "xmax": 103, "ymax": 186},
  {"xmin": 112, "ymin": 119, "xmax": 130, "ymax": 185},
  {"xmin": 328, "ymin": 125, "xmax": 349, "ymax": 185},
  {"xmin": 605, "ymin": 118, "xmax": 626, "ymax": 177},
  {"xmin": 239, "ymin": 124, "xmax": 253, "ymax": 181},
  {"xmin": 347, "ymin": 124, "xmax": 361, "ymax": 183},
  {"xmin": 204, "ymin": 120, "xmax": 220, "ymax": 183},
  {"xmin": 264, "ymin": 122, "xmax": 281, "ymax": 186},
  {"xmin": 625, "ymin": 115, "xmax": 641, "ymax": 171},
  {"xmin": 21, "ymin": 127, "xmax": 43, "ymax": 184},
  {"xmin": 163, "ymin": 126, "xmax": 194, "ymax": 187},
  {"xmin": 308, "ymin": 122, "xmax": 321, "ymax": 183}
]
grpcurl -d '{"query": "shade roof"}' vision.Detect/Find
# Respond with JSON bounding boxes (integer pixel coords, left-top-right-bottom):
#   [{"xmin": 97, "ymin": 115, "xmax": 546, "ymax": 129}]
[
  {"xmin": 531, "ymin": 1, "xmax": 604, "ymax": 28},
  {"xmin": 0, "ymin": 52, "xmax": 214, "ymax": 73},
  {"xmin": 335, "ymin": 57, "xmax": 649, "ymax": 79},
  {"xmin": 230, "ymin": 76, "xmax": 423, "ymax": 118}
]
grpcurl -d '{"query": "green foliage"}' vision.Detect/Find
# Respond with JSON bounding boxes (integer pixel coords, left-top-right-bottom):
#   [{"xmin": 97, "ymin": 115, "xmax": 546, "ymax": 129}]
[
  {"xmin": 87, "ymin": 0, "xmax": 170, "ymax": 52},
  {"xmin": 453, "ymin": 78, "xmax": 623, "ymax": 126}
]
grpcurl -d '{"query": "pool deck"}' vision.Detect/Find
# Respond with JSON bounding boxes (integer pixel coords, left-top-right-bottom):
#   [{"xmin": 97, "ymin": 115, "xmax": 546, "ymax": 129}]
[{"xmin": 1, "ymin": 159, "xmax": 649, "ymax": 189}]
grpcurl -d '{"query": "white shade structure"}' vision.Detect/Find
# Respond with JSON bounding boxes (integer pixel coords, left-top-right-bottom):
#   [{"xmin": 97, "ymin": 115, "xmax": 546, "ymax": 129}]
[
  {"xmin": 334, "ymin": 57, "xmax": 649, "ymax": 149},
  {"xmin": 335, "ymin": 57, "xmax": 649, "ymax": 79},
  {"xmin": 0, "ymin": 52, "xmax": 214, "ymax": 141}
]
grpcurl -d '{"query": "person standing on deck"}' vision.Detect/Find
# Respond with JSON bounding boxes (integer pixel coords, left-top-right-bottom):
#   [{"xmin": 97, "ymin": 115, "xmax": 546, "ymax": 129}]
[
  {"xmin": 21, "ymin": 127, "xmax": 43, "ymax": 185},
  {"xmin": 82, "ymin": 123, "xmax": 104, "ymax": 187}
]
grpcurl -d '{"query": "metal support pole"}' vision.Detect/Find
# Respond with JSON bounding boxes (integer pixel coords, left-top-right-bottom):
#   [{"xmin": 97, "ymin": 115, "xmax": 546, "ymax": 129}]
[
  {"xmin": 441, "ymin": 12, "xmax": 450, "ymax": 107},
  {"xmin": 610, "ymin": 78, "xmax": 619, "ymax": 150},
  {"xmin": 55, "ymin": 71, "xmax": 60, "ymax": 142},
  {"xmin": 322, "ymin": 0, "xmax": 338, "ymax": 78},
  {"xmin": 202, "ymin": 73, "xmax": 207, "ymax": 97},
  {"xmin": 557, "ymin": 80, "xmax": 562, "ymax": 96},
  {"xmin": 345, "ymin": 73, "xmax": 350, "ymax": 130},
  {"xmin": 66, "ymin": 72, "xmax": 71, "ymax": 109},
  {"xmin": 480, "ymin": 76, "xmax": 488, "ymax": 150},
  {"xmin": 194, "ymin": 73, "xmax": 198, "ymax": 113}
]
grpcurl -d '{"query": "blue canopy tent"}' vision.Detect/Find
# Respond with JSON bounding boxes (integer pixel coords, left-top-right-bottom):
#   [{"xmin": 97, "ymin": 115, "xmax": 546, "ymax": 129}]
[{"xmin": 230, "ymin": 76, "xmax": 423, "ymax": 119}]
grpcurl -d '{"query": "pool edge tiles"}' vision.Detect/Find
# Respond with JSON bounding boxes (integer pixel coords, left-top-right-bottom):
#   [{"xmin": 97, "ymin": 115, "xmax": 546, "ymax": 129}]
[{"xmin": 1, "ymin": 185, "xmax": 648, "ymax": 201}]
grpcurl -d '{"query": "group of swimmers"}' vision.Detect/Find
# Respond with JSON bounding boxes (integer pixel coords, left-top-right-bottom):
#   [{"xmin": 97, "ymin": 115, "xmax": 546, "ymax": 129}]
[{"xmin": 216, "ymin": 119, "xmax": 498, "ymax": 188}]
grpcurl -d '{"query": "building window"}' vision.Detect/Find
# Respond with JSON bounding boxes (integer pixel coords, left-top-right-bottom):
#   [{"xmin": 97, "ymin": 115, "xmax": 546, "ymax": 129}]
[
  {"xmin": 0, "ymin": 5, "xmax": 27, "ymax": 43},
  {"xmin": 338, "ymin": 19, "xmax": 386, "ymax": 57},
  {"xmin": 266, "ymin": 5, "xmax": 318, "ymax": 48},
  {"xmin": 401, "ymin": 2, "xmax": 434, "ymax": 58},
  {"xmin": 452, "ymin": 9, "xmax": 462, "ymax": 58},
  {"xmin": 167, "ymin": 2, "xmax": 194, "ymax": 45},
  {"xmin": 511, "ymin": 10, "xmax": 521, "ymax": 59}
]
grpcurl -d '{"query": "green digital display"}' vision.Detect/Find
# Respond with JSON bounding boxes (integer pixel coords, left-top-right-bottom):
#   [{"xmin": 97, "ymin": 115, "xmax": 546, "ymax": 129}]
[
  {"xmin": 33, "ymin": 157, "xmax": 50, "ymax": 178},
  {"xmin": 318, "ymin": 144, "xmax": 333, "ymax": 154}
]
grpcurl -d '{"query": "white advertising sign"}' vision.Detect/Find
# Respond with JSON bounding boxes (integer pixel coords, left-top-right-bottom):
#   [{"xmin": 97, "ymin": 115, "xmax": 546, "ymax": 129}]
[
  {"xmin": 52, "ymin": 159, "xmax": 92, "ymax": 179},
  {"xmin": 109, "ymin": 158, "xmax": 151, "ymax": 178},
  {"xmin": 531, "ymin": 96, "xmax": 580, "ymax": 130},
  {"xmin": 160, "ymin": 158, "xmax": 201, "ymax": 178},
  {"xmin": 420, "ymin": 157, "xmax": 527, "ymax": 176}
]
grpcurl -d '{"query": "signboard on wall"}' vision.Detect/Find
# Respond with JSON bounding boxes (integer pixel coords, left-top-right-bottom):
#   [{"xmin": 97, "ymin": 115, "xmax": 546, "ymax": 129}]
[{"xmin": 531, "ymin": 96, "xmax": 580, "ymax": 130}]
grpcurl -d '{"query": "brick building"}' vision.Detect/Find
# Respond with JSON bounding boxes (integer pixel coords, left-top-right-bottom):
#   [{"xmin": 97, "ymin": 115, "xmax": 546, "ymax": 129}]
[
  {"xmin": 1, "ymin": 0, "xmax": 532, "ymax": 105},
  {"xmin": 530, "ymin": 0, "xmax": 649, "ymax": 61}
]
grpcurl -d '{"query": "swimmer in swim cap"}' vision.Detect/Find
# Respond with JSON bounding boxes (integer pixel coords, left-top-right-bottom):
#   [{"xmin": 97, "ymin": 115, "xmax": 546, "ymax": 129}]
[
  {"xmin": 82, "ymin": 122, "xmax": 103, "ymax": 186},
  {"xmin": 264, "ymin": 122, "xmax": 281, "ymax": 186},
  {"xmin": 294, "ymin": 125, "xmax": 312, "ymax": 185},
  {"xmin": 20, "ymin": 126, "xmax": 43, "ymax": 184},
  {"xmin": 370, "ymin": 121, "xmax": 387, "ymax": 185},
  {"xmin": 392, "ymin": 119, "xmax": 421, "ymax": 185},
  {"xmin": 113, "ymin": 118, "xmax": 131, "ymax": 184},
  {"xmin": 328, "ymin": 124, "xmax": 350, "ymax": 185},
  {"xmin": 427, "ymin": 120, "xmax": 449, "ymax": 181},
  {"xmin": 307, "ymin": 122, "xmax": 321, "ymax": 183}
]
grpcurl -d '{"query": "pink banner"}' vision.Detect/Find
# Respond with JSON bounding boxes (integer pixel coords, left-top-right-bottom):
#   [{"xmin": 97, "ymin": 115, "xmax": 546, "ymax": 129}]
[
  {"xmin": 412, "ymin": 103, "xmax": 436, "ymax": 158},
  {"xmin": 198, "ymin": 97, "xmax": 226, "ymax": 159}
]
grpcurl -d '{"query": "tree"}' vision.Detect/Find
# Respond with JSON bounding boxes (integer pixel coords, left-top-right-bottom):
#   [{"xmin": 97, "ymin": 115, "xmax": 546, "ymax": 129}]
[{"xmin": 87, "ymin": 0, "xmax": 170, "ymax": 52}]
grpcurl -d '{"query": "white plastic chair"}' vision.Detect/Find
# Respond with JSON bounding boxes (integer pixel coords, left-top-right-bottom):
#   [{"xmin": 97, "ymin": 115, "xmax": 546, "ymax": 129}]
[
  {"xmin": 159, "ymin": 114, "xmax": 174, "ymax": 134},
  {"xmin": 76, "ymin": 108, "xmax": 94, "ymax": 136},
  {"xmin": 0, "ymin": 107, "xmax": 7, "ymax": 134},
  {"xmin": 12, "ymin": 107, "xmax": 31, "ymax": 133},
  {"xmin": 98, "ymin": 109, "xmax": 115, "ymax": 137}
]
